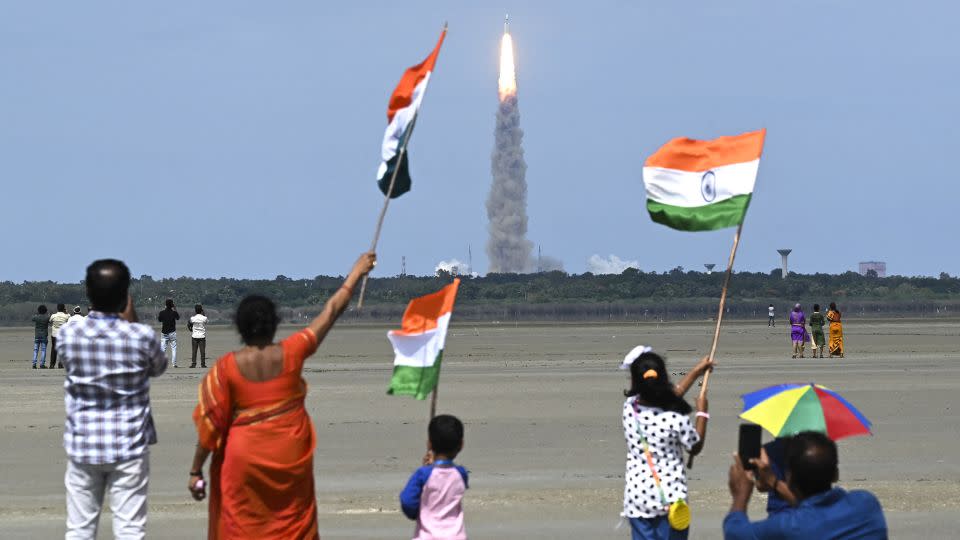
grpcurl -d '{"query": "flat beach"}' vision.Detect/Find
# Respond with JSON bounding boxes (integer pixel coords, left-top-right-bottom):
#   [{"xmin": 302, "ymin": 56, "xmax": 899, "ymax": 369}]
[{"xmin": 1, "ymin": 319, "xmax": 958, "ymax": 538}]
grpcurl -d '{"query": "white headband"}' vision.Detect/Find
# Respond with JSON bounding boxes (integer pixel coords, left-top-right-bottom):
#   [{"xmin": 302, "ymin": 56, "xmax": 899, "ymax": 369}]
[{"xmin": 620, "ymin": 345, "xmax": 653, "ymax": 370}]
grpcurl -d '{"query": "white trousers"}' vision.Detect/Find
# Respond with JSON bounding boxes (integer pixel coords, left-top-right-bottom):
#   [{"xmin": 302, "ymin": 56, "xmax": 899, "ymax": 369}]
[
  {"xmin": 65, "ymin": 455, "xmax": 149, "ymax": 540},
  {"xmin": 160, "ymin": 332, "xmax": 177, "ymax": 366}
]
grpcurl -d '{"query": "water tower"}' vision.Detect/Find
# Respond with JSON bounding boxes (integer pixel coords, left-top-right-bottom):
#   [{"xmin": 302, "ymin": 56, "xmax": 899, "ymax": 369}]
[
  {"xmin": 777, "ymin": 249, "xmax": 792, "ymax": 279},
  {"xmin": 704, "ymin": 264, "xmax": 716, "ymax": 275}
]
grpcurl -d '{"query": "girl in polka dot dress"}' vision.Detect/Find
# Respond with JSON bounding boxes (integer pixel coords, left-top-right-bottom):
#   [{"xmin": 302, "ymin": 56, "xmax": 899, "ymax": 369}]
[{"xmin": 620, "ymin": 347, "xmax": 712, "ymax": 540}]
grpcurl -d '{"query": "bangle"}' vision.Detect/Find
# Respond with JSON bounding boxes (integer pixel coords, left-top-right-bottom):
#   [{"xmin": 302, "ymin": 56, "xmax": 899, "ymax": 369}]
[
  {"xmin": 695, "ymin": 411, "xmax": 710, "ymax": 419},
  {"xmin": 189, "ymin": 470, "xmax": 203, "ymax": 477}
]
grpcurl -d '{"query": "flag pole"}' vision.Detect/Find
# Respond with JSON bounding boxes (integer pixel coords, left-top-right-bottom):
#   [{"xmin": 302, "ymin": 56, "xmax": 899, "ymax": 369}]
[
  {"xmin": 429, "ymin": 385, "xmax": 439, "ymax": 420},
  {"xmin": 686, "ymin": 221, "xmax": 743, "ymax": 471},
  {"xmin": 356, "ymin": 119, "xmax": 413, "ymax": 310},
  {"xmin": 357, "ymin": 23, "xmax": 447, "ymax": 311},
  {"xmin": 698, "ymin": 221, "xmax": 744, "ymax": 399}
]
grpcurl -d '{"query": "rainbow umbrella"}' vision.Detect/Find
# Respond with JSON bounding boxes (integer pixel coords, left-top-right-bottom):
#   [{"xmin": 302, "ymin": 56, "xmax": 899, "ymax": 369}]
[{"xmin": 740, "ymin": 383, "xmax": 872, "ymax": 440}]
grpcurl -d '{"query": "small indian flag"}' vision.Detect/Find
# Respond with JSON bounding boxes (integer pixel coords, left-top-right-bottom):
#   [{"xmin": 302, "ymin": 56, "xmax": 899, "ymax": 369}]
[
  {"xmin": 377, "ymin": 28, "xmax": 446, "ymax": 199},
  {"xmin": 387, "ymin": 278, "xmax": 460, "ymax": 400},
  {"xmin": 643, "ymin": 129, "xmax": 766, "ymax": 231}
]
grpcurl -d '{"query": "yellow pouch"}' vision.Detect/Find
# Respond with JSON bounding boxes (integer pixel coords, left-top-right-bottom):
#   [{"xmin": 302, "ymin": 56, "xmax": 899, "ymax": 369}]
[{"xmin": 668, "ymin": 499, "xmax": 690, "ymax": 531}]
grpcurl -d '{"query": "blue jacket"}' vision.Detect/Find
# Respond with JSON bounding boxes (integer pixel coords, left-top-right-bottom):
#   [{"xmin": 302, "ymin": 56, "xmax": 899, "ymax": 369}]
[{"xmin": 723, "ymin": 488, "xmax": 887, "ymax": 539}]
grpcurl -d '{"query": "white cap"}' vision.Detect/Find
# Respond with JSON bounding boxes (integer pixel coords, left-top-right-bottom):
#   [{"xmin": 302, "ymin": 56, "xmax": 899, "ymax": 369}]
[{"xmin": 620, "ymin": 345, "xmax": 653, "ymax": 370}]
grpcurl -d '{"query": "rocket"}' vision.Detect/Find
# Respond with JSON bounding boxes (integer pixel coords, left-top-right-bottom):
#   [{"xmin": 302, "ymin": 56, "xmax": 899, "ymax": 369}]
[{"xmin": 504, "ymin": 14, "xmax": 509, "ymax": 34}]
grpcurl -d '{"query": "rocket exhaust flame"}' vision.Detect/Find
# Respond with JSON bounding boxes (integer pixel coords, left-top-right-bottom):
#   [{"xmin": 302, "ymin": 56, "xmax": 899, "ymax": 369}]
[{"xmin": 498, "ymin": 32, "xmax": 517, "ymax": 101}]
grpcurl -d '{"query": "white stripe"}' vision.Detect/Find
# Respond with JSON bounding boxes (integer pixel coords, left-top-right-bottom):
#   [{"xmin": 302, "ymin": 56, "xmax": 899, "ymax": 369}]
[
  {"xmin": 642, "ymin": 159, "xmax": 759, "ymax": 208},
  {"xmin": 387, "ymin": 311, "xmax": 450, "ymax": 368},
  {"xmin": 377, "ymin": 72, "xmax": 432, "ymax": 180}
]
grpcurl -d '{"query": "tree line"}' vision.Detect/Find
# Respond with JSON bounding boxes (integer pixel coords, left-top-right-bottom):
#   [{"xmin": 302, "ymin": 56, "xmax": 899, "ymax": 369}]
[{"xmin": 1, "ymin": 268, "xmax": 957, "ymax": 325}]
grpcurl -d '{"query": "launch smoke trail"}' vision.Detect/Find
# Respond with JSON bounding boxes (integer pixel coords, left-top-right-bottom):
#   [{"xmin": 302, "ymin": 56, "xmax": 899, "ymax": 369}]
[{"xmin": 487, "ymin": 27, "xmax": 533, "ymax": 273}]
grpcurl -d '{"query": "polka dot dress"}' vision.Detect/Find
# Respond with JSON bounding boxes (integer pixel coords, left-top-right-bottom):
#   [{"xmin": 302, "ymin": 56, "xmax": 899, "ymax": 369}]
[{"xmin": 622, "ymin": 396, "xmax": 700, "ymax": 518}]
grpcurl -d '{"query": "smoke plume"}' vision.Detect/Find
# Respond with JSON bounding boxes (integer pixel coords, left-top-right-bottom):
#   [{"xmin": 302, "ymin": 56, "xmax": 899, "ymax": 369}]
[
  {"xmin": 435, "ymin": 259, "xmax": 476, "ymax": 277},
  {"xmin": 588, "ymin": 254, "xmax": 639, "ymax": 275},
  {"xmin": 487, "ymin": 31, "xmax": 533, "ymax": 274}
]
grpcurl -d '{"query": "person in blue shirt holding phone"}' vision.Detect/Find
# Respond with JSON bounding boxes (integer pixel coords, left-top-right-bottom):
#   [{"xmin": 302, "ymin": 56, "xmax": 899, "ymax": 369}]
[{"xmin": 724, "ymin": 431, "xmax": 887, "ymax": 539}]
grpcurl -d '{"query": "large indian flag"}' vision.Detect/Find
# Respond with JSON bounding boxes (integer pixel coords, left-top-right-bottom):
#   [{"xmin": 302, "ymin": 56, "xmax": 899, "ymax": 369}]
[
  {"xmin": 642, "ymin": 129, "xmax": 766, "ymax": 231},
  {"xmin": 387, "ymin": 279, "xmax": 460, "ymax": 400},
  {"xmin": 377, "ymin": 29, "xmax": 446, "ymax": 199}
]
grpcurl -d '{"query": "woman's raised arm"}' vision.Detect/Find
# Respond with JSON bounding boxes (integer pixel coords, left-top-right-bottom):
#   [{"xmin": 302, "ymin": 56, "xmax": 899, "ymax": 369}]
[{"xmin": 306, "ymin": 252, "xmax": 377, "ymax": 344}]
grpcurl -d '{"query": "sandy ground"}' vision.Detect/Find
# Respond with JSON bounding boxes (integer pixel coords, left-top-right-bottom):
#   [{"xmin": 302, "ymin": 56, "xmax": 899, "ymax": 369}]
[{"xmin": 1, "ymin": 318, "xmax": 959, "ymax": 539}]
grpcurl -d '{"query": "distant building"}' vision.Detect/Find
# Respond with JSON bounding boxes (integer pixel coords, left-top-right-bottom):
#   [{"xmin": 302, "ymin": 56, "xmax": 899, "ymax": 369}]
[{"xmin": 859, "ymin": 261, "xmax": 886, "ymax": 277}]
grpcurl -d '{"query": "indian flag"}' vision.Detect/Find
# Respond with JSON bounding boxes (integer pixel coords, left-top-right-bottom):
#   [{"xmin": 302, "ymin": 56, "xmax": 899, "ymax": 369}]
[
  {"xmin": 642, "ymin": 129, "xmax": 766, "ymax": 231},
  {"xmin": 387, "ymin": 279, "xmax": 460, "ymax": 400},
  {"xmin": 377, "ymin": 28, "xmax": 446, "ymax": 199}
]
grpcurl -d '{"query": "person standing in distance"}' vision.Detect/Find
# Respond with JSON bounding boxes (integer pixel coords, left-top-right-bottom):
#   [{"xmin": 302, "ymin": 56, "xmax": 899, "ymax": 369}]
[
  {"xmin": 157, "ymin": 299, "xmax": 180, "ymax": 368},
  {"xmin": 31, "ymin": 305, "xmax": 51, "ymax": 369},
  {"xmin": 768, "ymin": 304, "xmax": 776, "ymax": 327},
  {"xmin": 68, "ymin": 306, "xmax": 84, "ymax": 324},
  {"xmin": 188, "ymin": 304, "xmax": 208, "ymax": 369},
  {"xmin": 57, "ymin": 259, "xmax": 167, "ymax": 539},
  {"xmin": 49, "ymin": 304, "xmax": 72, "ymax": 369}
]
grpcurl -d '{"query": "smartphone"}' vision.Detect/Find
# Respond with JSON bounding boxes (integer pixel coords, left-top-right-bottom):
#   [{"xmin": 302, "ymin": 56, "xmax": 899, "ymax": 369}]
[{"xmin": 738, "ymin": 424, "xmax": 762, "ymax": 470}]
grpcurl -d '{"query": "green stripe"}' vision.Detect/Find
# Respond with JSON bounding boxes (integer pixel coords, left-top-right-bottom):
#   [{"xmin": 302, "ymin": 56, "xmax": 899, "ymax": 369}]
[
  {"xmin": 387, "ymin": 352, "xmax": 442, "ymax": 400},
  {"xmin": 647, "ymin": 194, "xmax": 751, "ymax": 231},
  {"xmin": 778, "ymin": 387, "xmax": 827, "ymax": 436}
]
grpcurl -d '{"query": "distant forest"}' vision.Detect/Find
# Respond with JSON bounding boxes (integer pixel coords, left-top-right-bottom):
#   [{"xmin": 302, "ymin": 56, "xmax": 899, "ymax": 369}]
[{"xmin": 2, "ymin": 268, "xmax": 958, "ymax": 326}]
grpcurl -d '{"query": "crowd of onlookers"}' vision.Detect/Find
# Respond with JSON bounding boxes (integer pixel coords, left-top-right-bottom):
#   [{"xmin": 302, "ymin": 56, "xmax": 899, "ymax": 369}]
[
  {"xmin": 768, "ymin": 302, "xmax": 846, "ymax": 359},
  {"xmin": 33, "ymin": 255, "xmax": 887, "ymax": 539},
  {"xmin": 29, "ymin": 299, "xmax": 209, "ymax": 370}
]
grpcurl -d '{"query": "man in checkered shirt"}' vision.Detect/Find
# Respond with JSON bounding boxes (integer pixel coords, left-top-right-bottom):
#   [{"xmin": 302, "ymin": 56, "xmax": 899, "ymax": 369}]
[{"xmin": 57, "ymin": 259, "xmax": 167, "ymax": 539}]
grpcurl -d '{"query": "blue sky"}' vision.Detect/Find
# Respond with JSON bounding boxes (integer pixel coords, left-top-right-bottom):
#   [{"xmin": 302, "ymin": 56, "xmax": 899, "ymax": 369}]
[{"xmin": 1, "ymin": 1, "xmax": 956, "ymax": 282}]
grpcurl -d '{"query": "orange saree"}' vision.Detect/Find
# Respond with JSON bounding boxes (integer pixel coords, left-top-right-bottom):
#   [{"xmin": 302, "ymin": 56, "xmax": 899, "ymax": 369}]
[
  {"xmin": 193, "ymin": 330, "xmax": 320, "ymax": 540},
  {"xmin": 827, "ymin": 309, "xmax": 844, "ymax": 357}
]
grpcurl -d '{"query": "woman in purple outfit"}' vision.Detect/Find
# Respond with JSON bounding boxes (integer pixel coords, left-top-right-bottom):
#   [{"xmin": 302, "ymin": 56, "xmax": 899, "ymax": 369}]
[{"xmin": 789, "ymin": 304, "xmax": 807, "ymax": 358}]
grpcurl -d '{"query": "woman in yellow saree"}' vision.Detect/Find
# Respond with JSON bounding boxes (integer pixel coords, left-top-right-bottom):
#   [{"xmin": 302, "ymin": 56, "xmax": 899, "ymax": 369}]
[
  {"xmin": 827, "ymin": 302, "xmax": 844, "ymax": 358},
  {"xmin": 188, "ymin": 252, "xmax": 376, "ymax": 539}
]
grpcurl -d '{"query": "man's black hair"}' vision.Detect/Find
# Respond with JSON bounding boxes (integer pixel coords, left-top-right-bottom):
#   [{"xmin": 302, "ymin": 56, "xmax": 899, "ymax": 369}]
[
  {"xmin": 37, "ymin": 304, "xmax": 48, "ymax": 314},
  {"xmin": 57, "ymin": 303, "xmax": 66, "ymax": 312},
  {"xmin": 195, "ymin": 304, "xmax": 203, "ymax": 314},
  {"xmin": 165, "ymin": 298, "xmax": 175, "ymax": 309},
  {"xmin": 234, "ymin": 295, "xmax": 279, "ymax": 345},
  {"xmin": 786, "ymin": 431, "xmax": 838, "ymax": 498},
  {"xmin": 85, "ymin": 259, "xmax": 130, "ymax": 313},
  {"xmin": 814, "ymin": 303, "xmax": 821, "ymax": 312},
  {"xmin": 428, "ymin": 414, "xmax": 464, "ymax": 456}
]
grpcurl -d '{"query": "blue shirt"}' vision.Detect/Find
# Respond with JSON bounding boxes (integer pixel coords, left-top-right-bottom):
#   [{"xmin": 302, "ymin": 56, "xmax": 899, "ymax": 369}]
[
  {"xmin": 400, "ymin": 462, "xmax": 469, "ymax": 520},
  {"xmin": 723, "ymin": 488, "xmax": 887, "ymax": 540},
  {"xmin": 400, "ymin": 461, "xmax": 470, "ymax": 540},
  {"xmin": 764, "ymin": 439, "xmax": 791, "ymax": 515}
]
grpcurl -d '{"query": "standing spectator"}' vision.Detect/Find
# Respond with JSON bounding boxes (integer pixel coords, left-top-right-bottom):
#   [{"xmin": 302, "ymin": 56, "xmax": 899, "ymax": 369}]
[
  {"xmin": 188, "ymin": 252, "xmax": 376, "ymax": 539},
  {"xmin": 57, "ymin": 259, "xmax": 167, "ymax": 539},
  {"xmin": 767, "ymin": 304, "xmax": 776, "ymax": 327},
  {"xmin": 401, "ymin": 414, "xmax": 469, "ymax": 540},
  {"xmin": 789, "ymin": 304, "xmax": 807, "ymax": 359},
  {"xmin": 827, "ymin": 302, "xmax": 845, "ymax": 358},
  {"xmin": 49, "ymin": 304, "xmax": 71, "ymax": 369},
  {"xmin": 68, "ymin": 306, "xmax": 84, "ymax": 324},
  {"xmin": 188, "ymin": 304, "xmax": 208, "ymax": 369},
  {"xmin": 809, "ymin": 304, "xmax": 827, "ymax": 358},
  {"xmin": 31, "ymin": 305, "xmax": 51, "ymax": 369},
  {"xmin": 157, "ymin": 299, "xmax": 180, "ymax": 368},
  {"xmin": 723, "ymin": 431, "xmax": 887, "ymax": 539},
  {"xmin": 619, "ymin": 348, "xmax": 712, "ymax": 539}
]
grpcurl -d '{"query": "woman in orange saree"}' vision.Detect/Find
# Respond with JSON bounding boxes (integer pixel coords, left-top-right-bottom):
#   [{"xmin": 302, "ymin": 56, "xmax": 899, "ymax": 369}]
[
  {"xmin": 188, "ymin": 253, "xmax": 376, "ymax": 539},
  {"xmin": 827, "ymin": 302, "xmax": 844, "ymax": 358}
]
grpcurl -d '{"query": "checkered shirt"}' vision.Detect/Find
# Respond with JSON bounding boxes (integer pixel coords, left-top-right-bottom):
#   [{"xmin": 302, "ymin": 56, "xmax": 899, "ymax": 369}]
[{"xmin": 57, "ymin": 311, "xmax": 167, "ymax": 464}]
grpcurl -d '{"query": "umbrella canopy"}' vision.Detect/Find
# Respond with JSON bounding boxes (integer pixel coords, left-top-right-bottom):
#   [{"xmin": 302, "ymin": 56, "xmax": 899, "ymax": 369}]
[{"xmin": 740, "ymin": 383, "xmax": 872, "ymax": 440}]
